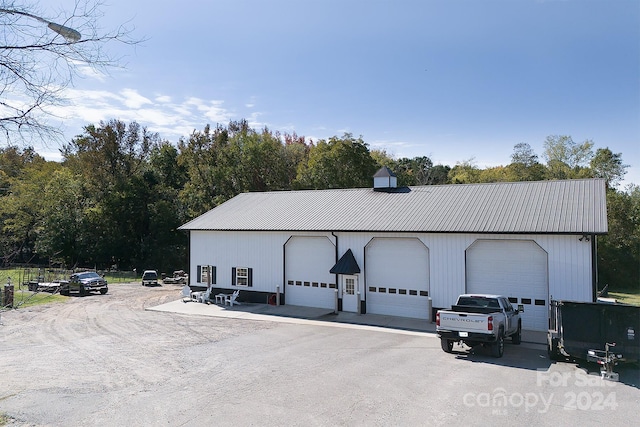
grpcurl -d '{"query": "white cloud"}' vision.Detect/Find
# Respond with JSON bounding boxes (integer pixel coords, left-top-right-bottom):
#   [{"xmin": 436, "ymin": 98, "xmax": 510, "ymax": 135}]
[
  {"xmin": 120, "ymin": 88, "xmax": 153, "ymax": 109},
  {"xmin": 33, "ymin": 86, "xmax": 239, "ymax": 143}
]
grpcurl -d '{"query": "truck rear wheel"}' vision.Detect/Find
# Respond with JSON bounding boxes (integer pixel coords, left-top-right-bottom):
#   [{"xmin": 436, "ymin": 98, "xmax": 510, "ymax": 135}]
[
  {"xmin": 440, "ymin": 338, "xmax": 454, "ymax": 353},
  {"xmin": 491, "ymin": 333, "xmax": 504, "ymax": 358}
]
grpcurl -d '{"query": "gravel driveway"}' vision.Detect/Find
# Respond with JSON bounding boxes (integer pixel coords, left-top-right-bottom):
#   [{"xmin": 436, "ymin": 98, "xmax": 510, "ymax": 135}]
[{"xmin": 1, "ymin": 283, "xmax": 638, "ymax": 426}]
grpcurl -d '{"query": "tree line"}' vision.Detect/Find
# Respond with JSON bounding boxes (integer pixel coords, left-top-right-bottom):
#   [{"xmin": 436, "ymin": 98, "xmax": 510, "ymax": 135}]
[{"xmin": 0, "ymin": 119, "xmax": 637, "ymax": 290}]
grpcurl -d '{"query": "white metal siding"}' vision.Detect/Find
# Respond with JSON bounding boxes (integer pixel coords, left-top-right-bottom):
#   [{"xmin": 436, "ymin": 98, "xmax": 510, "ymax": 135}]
[
  {"xmin": 188, "ymin": 231, "xmax": 593, "ymax": 321},
  {"xmin": 284, "ymin": 236, "xmax": 336, "ymax": 309},
  {"xmin": 466, "ymin": 239, "xmax": 549, "ymax": 331},
  {"xmin": 365, "ymin": 237, "xmax": 430, "ymax": 319},
  {"xmin": 190, "ymin": 231, "xmax": 334, "ymax": 294}
]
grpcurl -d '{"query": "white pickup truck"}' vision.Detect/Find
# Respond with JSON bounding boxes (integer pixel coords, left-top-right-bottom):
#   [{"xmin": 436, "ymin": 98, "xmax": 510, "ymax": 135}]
[{"xmin": 436, "ymin": 294, "xmax": 523, "ymax": 358}]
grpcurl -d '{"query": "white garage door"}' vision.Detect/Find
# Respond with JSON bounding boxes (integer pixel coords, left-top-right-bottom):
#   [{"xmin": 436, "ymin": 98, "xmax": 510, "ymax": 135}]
[
  {"xmin": 466, "ymin": 239, "xmax": 549, "ymax": 331},
  {"xmin": 365, "ymin": 238, "xmax": 430, "ymax": 319},
  {"xmin": 285, "ymin": 236, "xmax": 336, "ymax": 309}
]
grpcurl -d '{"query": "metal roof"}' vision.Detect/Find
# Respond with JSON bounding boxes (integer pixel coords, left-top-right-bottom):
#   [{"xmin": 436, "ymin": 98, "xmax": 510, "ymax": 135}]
[
  {"xmin": 330, "ymin": 249, "xmax": 361, "ymax": 274},
  {"xmin": 179, "ymin": 179, "xmax": 608, "ymax": 234}
]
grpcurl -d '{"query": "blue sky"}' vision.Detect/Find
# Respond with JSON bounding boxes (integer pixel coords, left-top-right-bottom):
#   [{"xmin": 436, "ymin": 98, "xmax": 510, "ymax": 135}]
[{"xmin": 42, "ymin": 0, "xmax": 639, "ymax": 187}]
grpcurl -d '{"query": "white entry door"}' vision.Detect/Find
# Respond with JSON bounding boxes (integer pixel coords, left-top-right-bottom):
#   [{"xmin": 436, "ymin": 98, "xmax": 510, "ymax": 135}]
[{"xmin": 342, "ymin": 275, "xmax": 358, "ymax": 312}]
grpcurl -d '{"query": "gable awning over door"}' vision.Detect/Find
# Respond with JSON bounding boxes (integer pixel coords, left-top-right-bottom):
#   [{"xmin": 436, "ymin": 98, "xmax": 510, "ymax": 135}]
[{"xmin": 330, "ymin": 249, "xmax": 360, "ymax": 274}]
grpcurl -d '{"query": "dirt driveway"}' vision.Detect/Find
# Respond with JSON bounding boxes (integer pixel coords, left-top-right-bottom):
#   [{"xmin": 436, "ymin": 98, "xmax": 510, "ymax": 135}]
[{"xmin": 1, "ymin": 283, "xmax": 638, "ymax": 426}]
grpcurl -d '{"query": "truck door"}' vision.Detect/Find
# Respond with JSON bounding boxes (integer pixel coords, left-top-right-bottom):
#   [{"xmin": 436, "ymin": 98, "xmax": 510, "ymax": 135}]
[{"xmin": 501, "ymin": 297, "xmax": 516, "ymax": 333}]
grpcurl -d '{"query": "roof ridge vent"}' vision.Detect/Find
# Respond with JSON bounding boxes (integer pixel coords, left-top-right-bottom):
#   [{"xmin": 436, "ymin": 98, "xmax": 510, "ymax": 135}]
[{"xmin": 373, "ymin": 166, "xmax": 397, "ymax": 189}]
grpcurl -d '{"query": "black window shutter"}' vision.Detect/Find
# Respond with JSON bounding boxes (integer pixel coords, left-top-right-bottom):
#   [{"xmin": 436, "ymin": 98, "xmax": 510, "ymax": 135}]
[
  {"xmin": 197, "ymin": 265, "xmax": 202, "ymax": 283},
  {"xmin": 212, "ymin": 266, "xmax": 216, "ymax": 284},
  {"xmin": 232, "ymin": 267, "xmax": 236, "ymax": 286},
  {"xmin": 248, "ymin": 268, "xmax": 253, "ymax": 287}
]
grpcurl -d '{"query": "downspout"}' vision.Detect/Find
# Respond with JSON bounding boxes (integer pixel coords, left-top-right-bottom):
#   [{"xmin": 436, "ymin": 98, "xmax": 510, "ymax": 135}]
[
  {"xmin": 332, "ymin": 232, "xmax": 340, "ymax": 312},
  {"xmin": 591, "ymin": 234, "xmax": 598, "ymax": 302},
  {"xmin": 282, "ymin": 235, "xmax": 294, "ymax": 306},
  {"xmin": 187, "ymin": 232, "xmax": 191, "ymax": 287}
]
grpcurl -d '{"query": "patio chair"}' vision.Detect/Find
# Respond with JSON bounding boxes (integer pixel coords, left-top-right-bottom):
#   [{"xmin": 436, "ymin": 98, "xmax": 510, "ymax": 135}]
[
  {"xmin": 181, "ymin": 285, "xmax": 193, "ymax": 303},
  {"xmin": 224, "ymin": 290, "xmax": 240, "ymax": 306}
]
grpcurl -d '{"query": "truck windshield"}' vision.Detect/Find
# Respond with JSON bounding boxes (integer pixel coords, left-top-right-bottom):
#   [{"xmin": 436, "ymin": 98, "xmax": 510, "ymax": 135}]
[{"xmin": 458, "ymin": 296, "xmax": 500, "ymax": 308}]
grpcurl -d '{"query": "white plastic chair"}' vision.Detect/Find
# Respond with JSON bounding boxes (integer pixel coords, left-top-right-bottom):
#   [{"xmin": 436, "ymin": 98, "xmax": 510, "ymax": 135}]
[
  {"xmin": 224, "ymin": 290, "xmax": 240, "ymax": 306},
  {"xmin": 181, "ymin": 285, "xmax": 193, "ymax": 303}
]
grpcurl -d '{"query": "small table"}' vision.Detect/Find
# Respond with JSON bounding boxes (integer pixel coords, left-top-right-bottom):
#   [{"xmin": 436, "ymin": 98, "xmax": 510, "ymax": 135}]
[
  {"xmin": 215, "ymin": 293, "xmax": 227, "ymax": 304},
  {"xmin": 190, "ymin": 291, "xmax": 204, "ymax": 303}
]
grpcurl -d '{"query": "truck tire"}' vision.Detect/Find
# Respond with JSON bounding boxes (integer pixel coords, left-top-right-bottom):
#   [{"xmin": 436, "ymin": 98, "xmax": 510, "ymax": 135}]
[
  {"xmin": 548, "ymin": 337, "xmax": 561, "ymax": 361},
  {"xmin": 491, "ymin": 332, "xmax": 504, "ymax": 358},
  {"xmin": 440, "ymin": 338, "xmax": 454, "ymax": 353},
  {"xmin": 512, "ymin": 322, "xmax": 522, "ymax": 345}
]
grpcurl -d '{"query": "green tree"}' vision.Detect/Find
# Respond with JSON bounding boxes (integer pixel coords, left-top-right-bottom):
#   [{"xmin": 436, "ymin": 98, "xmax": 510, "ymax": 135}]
[
  {"xmin": 35, "ymin": 168, "xmax": 87, "ymax": 267},
  {"xmin": 598, "ymin": 186, "xmax": 640, "ymax": 291},
  {"xmin": 177, "ymin": 125, "xmax": 224, "ymax": 218},
  {"xmin": 590, "ymin": 148, "xmax": 628, "ymax": 189},
  {"xmin": 508, "ymin": 143, "xmax": 546, "ymax": 181},
  {"xmin": 478, "ymin": 166, "xmax": 518, "ymax": 183},
  {"xmin": 295, "ymin": 133, "xmax": 378, "ymax": 189},
  {"xmin": 231, "ymin": 127, "xmax": 295, "ymax": 192},
  {"xmin": 62, "ymin": 120, "xmax": 162, "ymax": 269},
  {"xmin": 177, "ymin": 121, "xmax": 301, "ymax": 218},
  {"xmin": 0, "ymin": 152, "xmax": 58, "ymax": 265},
  {"xmin": 396, "ymin": 156, "xmax": 433, "ymax": 185},
  {"xmin": 448, "ymin": 159, "xmax": 481, "ymax": 184},
  {"xmin": 147, "ymin": 142, "xmax": 188, "ymax": 271},
  {"xmin": 543, "ymin": 135, "xmax": 594, "ymax": 180},
  {"xmin": 282, "ymin": 132, "xmax": 311, "ymax": 186}
]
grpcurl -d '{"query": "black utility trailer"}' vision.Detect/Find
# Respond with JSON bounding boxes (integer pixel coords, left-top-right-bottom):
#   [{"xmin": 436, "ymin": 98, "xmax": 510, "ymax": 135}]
[{"xmin": 548, "ymin": 300, "xmax": 640, "ymax": 379}]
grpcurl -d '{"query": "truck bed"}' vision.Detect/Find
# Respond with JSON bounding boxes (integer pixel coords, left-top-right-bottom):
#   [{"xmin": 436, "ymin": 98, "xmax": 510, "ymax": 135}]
[{"xmin": 451, "ymin": 305, "xmax": 502, "ymax": 315}]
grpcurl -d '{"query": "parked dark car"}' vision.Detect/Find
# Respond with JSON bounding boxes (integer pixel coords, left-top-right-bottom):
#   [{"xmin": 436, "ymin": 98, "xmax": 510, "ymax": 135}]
[{"xmin": 59, "ymin": 272, "xmax": 108, "ymax": 296}]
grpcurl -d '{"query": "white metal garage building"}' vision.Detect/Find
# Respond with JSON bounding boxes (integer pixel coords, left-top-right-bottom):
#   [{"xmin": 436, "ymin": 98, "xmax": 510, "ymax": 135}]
[{"xmin": 179, "ymin": 169, "xmax": 607, "ymax": 332}]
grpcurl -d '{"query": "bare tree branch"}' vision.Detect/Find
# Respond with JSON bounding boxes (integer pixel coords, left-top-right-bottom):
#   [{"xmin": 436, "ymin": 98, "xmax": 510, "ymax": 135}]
[{"xmin": 0, "ymin": 0, "xmax": 142, "ymax": 145}]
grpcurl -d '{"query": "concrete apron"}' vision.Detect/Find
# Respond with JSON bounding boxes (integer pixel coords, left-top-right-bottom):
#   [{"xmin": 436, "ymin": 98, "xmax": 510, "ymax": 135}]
[{"xmin": 147, "ymin": 299, "xmax": 548, "ymax": 345}]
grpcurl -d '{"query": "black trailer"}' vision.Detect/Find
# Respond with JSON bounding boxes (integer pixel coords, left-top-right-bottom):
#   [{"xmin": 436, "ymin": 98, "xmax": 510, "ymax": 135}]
[{"xmin": 548, "ymin": 300, "xmax": 640, "ymax": 377}]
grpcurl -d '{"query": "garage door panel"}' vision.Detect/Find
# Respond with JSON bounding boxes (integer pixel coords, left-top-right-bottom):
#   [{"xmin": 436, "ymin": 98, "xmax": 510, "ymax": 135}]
[
  {"xmin": 286, "ymin": 281, "xmax": 336, "ymax": 309},
  {"xmin": 366, "ymin": 238, "xmax": 430, "ymax": 320},
  {"xmin": 368, "ymin": 292, "xmax": 430, "ymax": 319},
  {"xmin": 467, "ymin": 240, "xmax": 548, "ymax": 331},
  {"xmin": 285, "ymin": 237, "xmax": 335, "ymax": 309}
]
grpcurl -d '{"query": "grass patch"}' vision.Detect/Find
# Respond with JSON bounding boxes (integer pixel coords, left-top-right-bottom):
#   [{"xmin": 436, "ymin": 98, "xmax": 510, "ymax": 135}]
[
  {"xmin": 0, "ymin": 412, "xmax": 12, "ymax": 426},
  {"xmin": 2, "ymin": 289, "xmax": 68, "ymax": 309},
  {"xmin": 608, "ymin": 291, "xmax": 640, "ymax": 306},
  {"xmin": 103, "ymin": 271, "xmax": 138, "ymax": 283}
]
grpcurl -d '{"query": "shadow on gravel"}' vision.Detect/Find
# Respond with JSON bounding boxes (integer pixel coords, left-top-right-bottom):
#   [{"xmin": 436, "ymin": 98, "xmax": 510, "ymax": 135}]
[
  {"xmin": 450, "ymin": 343, "xmax": 640, "ymax": 385},
  {"xmin": 450, "ymin": 343, "xmax": 552, "ymax": 371}
]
